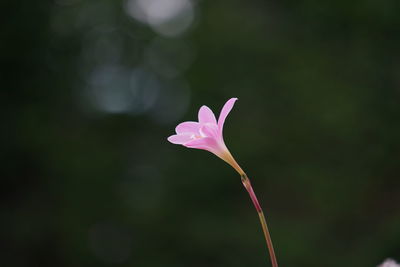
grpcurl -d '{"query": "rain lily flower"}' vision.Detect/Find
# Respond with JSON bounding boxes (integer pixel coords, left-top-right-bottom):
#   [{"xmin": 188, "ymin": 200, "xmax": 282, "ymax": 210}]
[
  {"xmin": 167, "ymin": 97, "xmax": 243, "ymax": 174},
  {"xmin": 168, "ymin": 98, "xmax": 278, "ymax": 267}
]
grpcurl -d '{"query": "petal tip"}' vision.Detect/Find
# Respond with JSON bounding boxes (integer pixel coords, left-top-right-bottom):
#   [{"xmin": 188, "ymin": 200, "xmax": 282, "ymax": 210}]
[
  {"xmin": 198, "ymin": 105, "xmax": 217, "ymax": 124},
  {"xmin": 199, "ymin": 105, "xmax": 210, "ymax": 112},
  {"xmin": 228, "ymin": 97, "xmax": 238, "ymax": 104},
  {"xmin": 167, "ymin": 135, "xmax": 175, "ymax": 143},
  {"xmin": 218, "ymin": 97, "xmax": 239, "ymax": 128}
]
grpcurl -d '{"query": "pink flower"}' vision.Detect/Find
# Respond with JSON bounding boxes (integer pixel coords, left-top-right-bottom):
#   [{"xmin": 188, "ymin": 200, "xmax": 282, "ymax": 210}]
[
  {"xmin": 167, "ymin": 97, "xmax": 279, "ymax": 267},
  {"xmin": 168, "ymin": 98, "xmax": 243, "ymax": 173}
]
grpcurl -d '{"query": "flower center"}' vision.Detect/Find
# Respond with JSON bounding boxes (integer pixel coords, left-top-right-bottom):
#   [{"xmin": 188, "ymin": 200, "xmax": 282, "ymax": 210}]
[{"xmin": 190, "ymin": 134, "xmax": 202, "ymax": 139}]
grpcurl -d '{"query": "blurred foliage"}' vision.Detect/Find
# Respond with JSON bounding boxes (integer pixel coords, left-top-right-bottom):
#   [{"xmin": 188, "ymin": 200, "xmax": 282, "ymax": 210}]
[{"xmin": 2, "ymin": 0, "xmax": 400, "ymax": 266}]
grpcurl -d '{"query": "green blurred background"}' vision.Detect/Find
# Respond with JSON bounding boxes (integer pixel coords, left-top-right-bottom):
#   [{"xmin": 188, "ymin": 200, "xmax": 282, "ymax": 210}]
[{"xmin": 2, "ymin": 0, "xmax": 400, "ymax": 266}]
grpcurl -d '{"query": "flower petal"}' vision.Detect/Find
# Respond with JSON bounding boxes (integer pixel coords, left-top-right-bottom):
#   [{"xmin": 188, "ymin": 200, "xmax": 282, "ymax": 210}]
[
  {"xmin": 175, "ymin": 121, "xmax": 201, "ymax": 134},
  {"xmin": 167, "ymin": 134, "xmax": 193, "ymax": 144},
  {"xmin": 200, "ymin": 123, "xmax": 219, "ymax": 139},
  {"xmin": 198, "ymin": 105, "xmax": 217, "ymax": 124},
  {"xmin": 184, "ymin": 137, "xmax": 219, "ymax": 151},
  {"xmin": 218, "ymin": 98, "xmax": 238, "ymax": 132},
  {"xmin": 184, "ymin": 137, "xmax": 229, "ymax": 160}
]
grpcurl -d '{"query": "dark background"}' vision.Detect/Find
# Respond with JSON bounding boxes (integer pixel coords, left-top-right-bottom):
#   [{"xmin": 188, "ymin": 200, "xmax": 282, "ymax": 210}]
[{"xmin": 2, "ymin": 0, "xmax": 400, "ymax": 266}]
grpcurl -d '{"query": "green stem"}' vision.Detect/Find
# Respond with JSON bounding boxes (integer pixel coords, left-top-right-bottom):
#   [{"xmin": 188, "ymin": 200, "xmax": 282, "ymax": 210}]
[{"xmin": 241, "ymin": 173, "xmax": 278, "ymax": 267}]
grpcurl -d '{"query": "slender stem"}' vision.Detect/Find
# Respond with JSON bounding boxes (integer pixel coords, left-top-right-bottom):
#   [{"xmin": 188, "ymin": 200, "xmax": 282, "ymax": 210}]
[
  {"xmin": 224, "ymin": 153, "xmax": 278, "ymax": 266},
  {"xmin": 241, "ymin": 173, "xmax": 278, "ymax": 267},
  {"xmin": 258, "ymin": 211, "xmax": 278, "ymax": 267}
]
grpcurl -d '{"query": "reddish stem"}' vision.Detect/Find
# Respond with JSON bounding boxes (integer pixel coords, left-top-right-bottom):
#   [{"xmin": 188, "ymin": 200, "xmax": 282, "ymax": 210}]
[{"xmin": 241, "ymin": 174, "xmax": 278, "ymax": 267}]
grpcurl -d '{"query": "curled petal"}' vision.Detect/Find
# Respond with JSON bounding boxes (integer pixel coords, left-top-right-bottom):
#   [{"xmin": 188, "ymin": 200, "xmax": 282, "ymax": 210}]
[
  {"xmin": 218, "ymin": 98, "xmax": 238, "ymax": 132},
  {"xmin": 198, "ymin": 105, "xmax": 217, "ymax": 124},
  {"xmin": 167, "ymin": 134, "xmax": 193, "ymax": 144},
  {"xmin": 176, "ymin": 121, "xmax": 200, "ymax": 134}
]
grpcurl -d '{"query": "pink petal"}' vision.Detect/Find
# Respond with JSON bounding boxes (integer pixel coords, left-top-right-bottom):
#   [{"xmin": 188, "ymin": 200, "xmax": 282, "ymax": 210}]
[
  {"xmin": 218, "ymin": 98, "xmax": 238, "ymax": 131},
  {"xmin": 167, "ymin": 134, "xmax": 193, "ymax": 144},
  {"xmin": 199, "ymin": 123, "xmax": 219, "ymax": 139},
  {"xmin": 198, "ymin": 105, "xmax": 217, "ymax": 124},
  {"xmin": 184, "ymin": 137, "xmax": 219, "ymax": 151},
  {"xmin": 175, "ymin": 121, "xmax": 200, "ymax": 134}
]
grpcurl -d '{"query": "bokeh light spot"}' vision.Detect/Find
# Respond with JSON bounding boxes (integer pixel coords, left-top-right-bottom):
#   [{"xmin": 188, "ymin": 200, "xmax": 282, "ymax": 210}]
[
  {"xmin": 125, "ymin": 0, "xmax": 195, "ymax": 36},
  {"xmin": 85, "ymin": 65, "xmax": 160, "ymax": 115}
]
